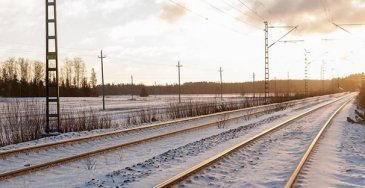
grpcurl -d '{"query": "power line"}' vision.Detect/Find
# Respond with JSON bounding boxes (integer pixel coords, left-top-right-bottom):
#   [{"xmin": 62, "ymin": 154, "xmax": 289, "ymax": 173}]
[
  {"xmin": 166, "ymin": 0, "xmax": 261, "ymax": 36},
  {"xmin": 221, "ymin": 0, "xmax": 246, "ymax": 15},
  {"xmin": 199, "ymin": 0, "xmax": 262, "ymax": 30},
  {"xmin": 269, "ymin": 26, "xmax": 298, "ymax": 48},
  {"xmin": 167, "ymin": 0, "xmax": 208, "ymax": 20},
  {"xmin": 332, "ymin": 23, "xmax": 351, "ymax": 34},
  {"xmin": 236, "ymin": 0, "xmax": 265, "ymax": 21}
]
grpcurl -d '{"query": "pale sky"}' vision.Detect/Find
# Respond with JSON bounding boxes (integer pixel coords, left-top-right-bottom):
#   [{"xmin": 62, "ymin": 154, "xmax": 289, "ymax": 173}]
[{"xmin": 0, "ymin": 0, "xmax": 365, "ymax": 85}]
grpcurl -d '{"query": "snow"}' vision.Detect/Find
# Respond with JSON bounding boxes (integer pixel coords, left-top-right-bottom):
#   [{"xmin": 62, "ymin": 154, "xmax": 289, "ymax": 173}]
[
  {"xmin": 297, "ymin": 100, "xmax": 365, "ymax": 187},
  {"xmin": 82, "ymin": 96, "xmax": 348, "ymax": 188},
  {"xmin": 0, "ymin": 93, "xmax": 360, "ymax": 188},
  {"xmin": 0, "ymin": 94, "xmax": 247, "ymax": 113},
  {"xmin": 148, "ymin": 96, "xmax": 353, "ymax": 188},
  {"xmin": 0, "ymin": 94, "xmax": 334, "ymax": 152},
  {"xmin": 0, "ymin": 95, "xmax": 334, "ymax": 187}
]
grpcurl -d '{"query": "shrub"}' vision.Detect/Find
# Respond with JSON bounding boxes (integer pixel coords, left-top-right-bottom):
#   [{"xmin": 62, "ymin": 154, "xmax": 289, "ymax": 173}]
[
  {"xmin": 358, "ymin": 83, "xmax": 365, "ymax": 107},
  {"xmin": 139, "ymin": 86, "xmax": 149, "ymax": 97},
  {"xmin": 0, "ymin": 100, "xmax": 114, "ymax": 147}
]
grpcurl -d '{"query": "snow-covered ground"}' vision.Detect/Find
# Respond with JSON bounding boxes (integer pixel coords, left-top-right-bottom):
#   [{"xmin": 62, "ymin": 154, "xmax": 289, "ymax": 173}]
[
  {"xmin": 97, "ymin": 95, "xmax": 352, "ymax": 188},
  {"xmin": 173, "ymin": 97, "xmax": 352, "ymax": 187},
  {"xmin": 297, "ymin": 100, "xmax": 365, "ymax": 187},
  {"xmin": 1, "ymin": 94, "xmax": 361, "ymax": 188},
  {"xmin": 0, "ymin": 94, "xmax": 266, "ymax": 131},
  {"xmin": 0, "ymin": 100, "xmax": 289, "ymax": 173},
  {"xmin": 0, "ymin": 95, "xmax": 337, "ymax": 187},
  {"xmin": 0, "ymin": 94, "xmax": 331, "ymax": 151},
  {"xmin": 0, "ymin": 94, "xmax": 248, "ymax": 114}
]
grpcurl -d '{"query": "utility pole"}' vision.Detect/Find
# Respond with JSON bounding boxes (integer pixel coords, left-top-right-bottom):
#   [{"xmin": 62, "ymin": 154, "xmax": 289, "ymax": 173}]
[
  {"xmin": 219, "ymin": 67, "xmax": 224, "ymax": 101},
  {"xmin": 177, "ymin": 61, "xmax": 182, "ymax": 103},
  {"xmin": 321, "ymin": 61, "xmax": 326, "ymax": 94},
  {"xmin": 98, "ymin": 50, "xmax": 106, "ymax": 110},
  {"xmin": 337, "ymin": 72, "xmax": 340, "ymax": 91},
  {"xmin": 45, "ymin": 0, "xmax": 60, "ymax": 134},
  {"xmin": 252, "ymin": 72, "xmax": 256, "ymax": 99},
  {"xmin": 264, "ymin": 21, "xmax": 298, "ymax": 103},
  {"xmin": 274, "ymin": 77, "xmax": 277, "ymax": 97},
  {"xmin": 154, "ymin": 81, "xmax": 157, "ymax": 96},
  {"xmin": 287, "ymin": 72, "xmax": 290, "ymax": 97},
  {"xmin": 131, "ymin": 75, "xmax": 134, "ymax": 100},
  {"xmin": 304, "ymin": 49, "xmax": 310, "ymax": 97},
  {"xmin": 331, "ymin": 68, "xmax": 335, "ymax": 93}
]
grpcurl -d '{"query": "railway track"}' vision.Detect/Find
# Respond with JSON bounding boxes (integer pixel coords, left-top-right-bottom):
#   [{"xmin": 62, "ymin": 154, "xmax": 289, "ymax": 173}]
[
  {"xmin": 0, "ymin": 94, "xmax": 331, "ymax": 157},
  {"xmin": 0, "ymin": 95, "xmax": 338, "ymax": 180},
  {"xmin": 284, "ymin": 97, "xmax": 351, "ymax": 188},
  {"xmin": 155, "ymin": 94, "xmax": 353, "ymax": 188}
]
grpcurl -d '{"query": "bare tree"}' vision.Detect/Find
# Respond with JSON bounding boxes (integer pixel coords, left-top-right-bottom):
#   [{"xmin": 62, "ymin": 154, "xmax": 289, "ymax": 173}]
[
  {"xmin": 73, "ymin": 57, "xmax": 86, "ymax": 88},
  {"xmin": 19, "ymin": 58, "xmax": 30, "ymax": 83},
  {"xmin": 90, "ymin": 68, "xmax": 97, "ymax": 88},
  {"xmin": 2, "ymin": 58, "xmax": 18, "ymax": 81},
  {"xmin": 64, "ymin": 58, "xmax": 73, "ymax": 87},
  {"xmin": 33, "ymin": 61, "xmax": 44, "ymax": 85}
]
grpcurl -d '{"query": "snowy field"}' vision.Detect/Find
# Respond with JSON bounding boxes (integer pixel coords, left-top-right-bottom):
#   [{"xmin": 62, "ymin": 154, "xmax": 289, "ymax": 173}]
[
  {"xmin": 0, "ymin": 94, "xmax": 267, "ymax": 145},
  {"xmin": 0, "ymin": 93, "xmax": 363, "ymax": 188},
  {"xmin": 0, "ymin": 93, "xmax": 365, "ymax": 187},
  {"xmin": 0, "ymin": 94, "xmax": 248, "ymax": 113},
  {"xmin": 0, "ymin": 94, "xmax": 260, "ymax": 125}
]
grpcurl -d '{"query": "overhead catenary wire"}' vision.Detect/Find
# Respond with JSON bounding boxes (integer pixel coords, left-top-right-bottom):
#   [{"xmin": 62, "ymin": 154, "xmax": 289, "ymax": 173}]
[
  {"xmin": 167, "ymin": 0, "xmax": 208, "ymax": 20},
  {"xmin": 166, "ymin": 0, "xmax": 262, "ymax": 36},
  {"xmin": 198, "ymin": 0, "xmax": 263, "ymax": 30},
  {"xmin": 215, "ymin": 0, "xmax": 262, "ymax": 28},
  {"xmin": 1, "ymin": 1, "xmax": 265, "ymax": 63},
  {"xmin": 236, "ymin": 0, "xmax": 265, "ymax": 21},
  {"xmin": 269, "ymin": 26, "xmax": 299, "ymax": 48}
]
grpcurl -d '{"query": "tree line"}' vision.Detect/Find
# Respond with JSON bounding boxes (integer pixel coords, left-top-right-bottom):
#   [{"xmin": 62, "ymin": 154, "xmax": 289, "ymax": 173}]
[
  {"xmin": 0, "ymin": 57, "xmax": 363, "ymax": 97},
  {"xmin": 100, "ymin": 77, "xmax": 360, "ymax": 96},
  {"xmin": 0, "ymin": 57, "xmax": 97, "ymax": 97}
]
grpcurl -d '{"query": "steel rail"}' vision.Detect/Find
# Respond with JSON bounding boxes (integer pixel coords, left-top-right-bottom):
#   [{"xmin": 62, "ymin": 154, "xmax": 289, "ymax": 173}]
[
  {"xmin": 154, "ymin": 95, "xmax": 352, "ymax": 188},
  {"xmin": 0, "ymin": 95, "xmax": 328, "ymax": 158},
  {"xmin": 0, "ymin": 95, "xmax": 342, "ymax": 180},
  {"xmin": 284, "ymin": 98, "xmax": 353, "ymax": 188}
]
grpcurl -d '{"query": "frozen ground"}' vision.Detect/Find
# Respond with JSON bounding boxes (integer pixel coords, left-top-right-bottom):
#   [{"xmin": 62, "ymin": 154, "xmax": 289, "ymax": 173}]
[
  {"xmin": 0, "ymin": 94, "xmax": 248, "ymax": 113},
  {"xmin": 82, "ymin": 96, "xmax": 350, "ymax": 188},
  {"xmin": 0, "ymin": 94, "xmax": 357, "ymax": 188},
  {"xmin": 297, "ymin": 100, "xmax": 365, "ymax": 187},
  {"xmin": 174, "ymin": 97, "xmax": 351, "ymax": 187},
  {"xmin": 0, "ymin": 99, "xmax": 288, "ymax": 173},
  {"xmin": 0, "ymin": 94, "xmax": 332, "ymax": 152},
  {"xmin": 0, "ymin": 94, "xmax": 267, "ymax": 133},
  {"xmin": 0, "ymin": 95, "xmax": 336, "ymax": 187}
]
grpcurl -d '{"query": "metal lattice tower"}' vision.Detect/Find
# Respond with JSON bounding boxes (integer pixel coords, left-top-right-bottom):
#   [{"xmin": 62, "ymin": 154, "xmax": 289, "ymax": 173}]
[
  {"xmin": 45, "ymin": 0, "xmax": 60, "ymax": 133},
  {"xmin": 264, "ymin": 21, "xmax": 269, "ymax": 103}
]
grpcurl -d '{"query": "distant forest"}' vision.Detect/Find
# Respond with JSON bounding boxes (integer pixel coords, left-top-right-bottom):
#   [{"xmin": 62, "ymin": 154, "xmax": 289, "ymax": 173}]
[
  {"xmin": 0, "ymin": 57, "xmax": 98, "ymax": 97},
  {"xmin": 99, "ymin": 78, "xmax": 359, "ymax": 96},
  {"xmin": 0, "ymin": 57, "xmax": 363, "ymax": 97}
]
